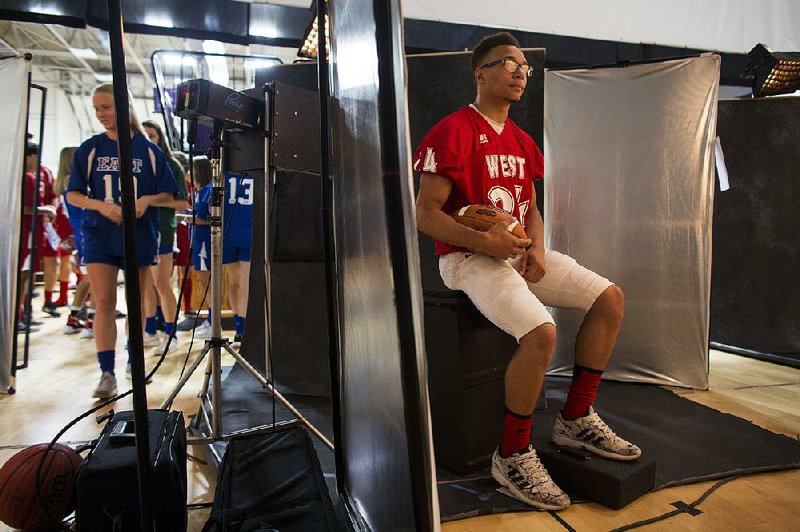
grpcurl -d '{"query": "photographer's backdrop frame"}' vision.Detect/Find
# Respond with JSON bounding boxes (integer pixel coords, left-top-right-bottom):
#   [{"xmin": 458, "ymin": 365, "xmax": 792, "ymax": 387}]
[
  {"xmin": 545, "ymin": 55, "xmax": 721, "ymax": 389},
  {"xmin": 0, "ymin": 56, "xmax": 30, "ymax": 393},
  {"xmin": 711, "ymin": 97, "xmax": 800, "ymax": 362}
]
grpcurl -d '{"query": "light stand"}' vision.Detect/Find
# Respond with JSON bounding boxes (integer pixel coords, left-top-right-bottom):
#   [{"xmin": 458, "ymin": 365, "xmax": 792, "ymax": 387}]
[{"xmin": 160, "ymin": 111, "xmax": 332, "ymax": 457}]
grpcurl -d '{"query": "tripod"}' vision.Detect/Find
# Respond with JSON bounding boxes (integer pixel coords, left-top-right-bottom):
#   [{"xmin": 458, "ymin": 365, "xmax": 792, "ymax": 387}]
[{"xmin": 160, "ymin": 123, "xmax": 332, "ymax": 455}]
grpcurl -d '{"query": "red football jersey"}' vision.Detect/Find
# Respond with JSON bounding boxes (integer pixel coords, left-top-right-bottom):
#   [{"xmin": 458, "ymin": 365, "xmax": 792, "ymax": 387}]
[{"xmin": 414, "ymin": 106, "xmax": 544, "ymax": 255}]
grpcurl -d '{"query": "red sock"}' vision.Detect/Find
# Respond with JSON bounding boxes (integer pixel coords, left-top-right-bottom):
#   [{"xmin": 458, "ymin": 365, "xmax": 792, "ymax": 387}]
[
  {"xmin": 562, "ymin": 365, "xmax": 604, "ymax": 421},
  {"xmin": 500, "ymin": 408, "xmax": 533, "ymax": 458},
  {"xmin": 56, "ymin": 281, "xmax": 69, "ymax": 303},
  {"xmin": 183, "ymin": 278, "xmax": 193, "ymax": 311},
  {"xmin": 44, "ymin": 290, "xmax": 53, "ymax": 305},
  {"xmin": 75, "ymin": 271, "xmax": 83, "ymax": 284}
]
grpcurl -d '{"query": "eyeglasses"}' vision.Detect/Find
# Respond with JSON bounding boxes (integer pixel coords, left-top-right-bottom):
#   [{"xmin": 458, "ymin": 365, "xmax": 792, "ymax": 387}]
[{"xmin": 480, "ymin": 58, "xmax": 533, "ymax": 78}]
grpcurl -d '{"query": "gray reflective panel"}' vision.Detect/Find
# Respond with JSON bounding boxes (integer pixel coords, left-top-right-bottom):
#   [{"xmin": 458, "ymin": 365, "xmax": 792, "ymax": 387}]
[
  {"xmin": 329, "ymin": 0, "xmax": 436, "ymax": 529},
  {"xmin": 545, "ymin": 56, "xmax": 720, "ymax": 389}
]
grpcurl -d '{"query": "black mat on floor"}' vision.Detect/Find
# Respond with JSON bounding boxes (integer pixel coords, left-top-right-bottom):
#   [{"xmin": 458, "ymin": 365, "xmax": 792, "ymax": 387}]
[{"xmin": 436, "ymin": 377, "xmax": 800, "ymax": 521}]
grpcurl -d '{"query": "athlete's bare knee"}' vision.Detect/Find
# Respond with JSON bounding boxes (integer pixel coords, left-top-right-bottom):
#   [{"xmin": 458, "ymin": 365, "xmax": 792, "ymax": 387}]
[
  {"xmin": 93, "ymin": 293, "xmax": 116, "ymax": 313},
  {"xmin": 593, "ymin": 285, "xmax": 624, "ymax": 323},
  {"xmin": 519, "ymin": 323, "xmax": 556, "ymax": 364}
]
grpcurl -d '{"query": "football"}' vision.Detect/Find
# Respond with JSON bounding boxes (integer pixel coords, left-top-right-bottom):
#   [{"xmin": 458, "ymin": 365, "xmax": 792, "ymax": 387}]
[{"xmin": 452, "ymin": 204, "xmax": 527, "ymax": 239}]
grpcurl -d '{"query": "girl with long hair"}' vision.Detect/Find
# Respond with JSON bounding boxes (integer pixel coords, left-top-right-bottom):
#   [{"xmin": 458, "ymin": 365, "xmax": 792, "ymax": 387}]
[
  {"xmin": 66, "ymin": 84, "xmax": 178, "ymax": 399},
  {"xmin": 140, "ymin": 119, "xmax": 190, "ymax": 353}
]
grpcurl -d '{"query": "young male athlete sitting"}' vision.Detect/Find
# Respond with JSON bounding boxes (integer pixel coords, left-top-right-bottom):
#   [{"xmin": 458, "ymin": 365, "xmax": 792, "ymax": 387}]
[{"xmin": 414, "ymin": 32, "xmax": 641, "ymax": 510}]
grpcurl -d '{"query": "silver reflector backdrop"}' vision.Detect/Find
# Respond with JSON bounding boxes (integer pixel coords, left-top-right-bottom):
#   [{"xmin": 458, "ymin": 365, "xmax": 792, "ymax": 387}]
[
  {"xmin": 0, "ymin": 56, "xmax": 30, "ymax": 393},
  {"xmin": 544, "ymin": 55, "xmax": 720, "ymax": 389}
]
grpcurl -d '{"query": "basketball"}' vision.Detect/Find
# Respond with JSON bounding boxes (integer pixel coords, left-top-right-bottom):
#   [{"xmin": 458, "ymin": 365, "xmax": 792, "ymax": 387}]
[
  {"xmin": 0, "ymin": 443, "xmax": 83, "ymax": 531},
  {"xmin": 452, "ymin": 204, "xmax": 528, "ymax": 239}
]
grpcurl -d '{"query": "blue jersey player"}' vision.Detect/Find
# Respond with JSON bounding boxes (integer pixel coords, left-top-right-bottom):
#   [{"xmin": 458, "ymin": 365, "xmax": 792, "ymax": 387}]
[
  {"xmin": 189, "ymin": 157, "xmax": 213, "ymax": 338},
  {"xmin": 66, "ymin": 83, "xmax": 178, "ymax": 399},
  {"xmin": 222, "ymin": 171, "xmax": 253, "ymax": 342},
  {"xmin": 188, "ymin": 167, "xmax": 252, "ymax": 341}
]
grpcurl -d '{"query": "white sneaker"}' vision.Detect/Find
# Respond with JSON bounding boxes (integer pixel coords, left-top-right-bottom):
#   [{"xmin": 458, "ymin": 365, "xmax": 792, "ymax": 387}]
[
  {"xmin": 491, "ymin": 445, "xmax": 570, "ymax": 510},
  {"xmin": 63, "ymin": 314, "xmax": 84, "ymax": 334},
  {"xmin": 125, "ymin": 363, "xmax": 153, "ymax": 383},
  {"xmin": 142, "ymin": 332, "xmax": 161, "ymax": 347},
  {"xmin": 153, "ymin": 334, "xmax": 180, "ymax": 355},
  {"xmin": 552, "ymin": 406, "xmax": 642, "ymax": 461},
  {"xmin": 80, "ymin": 326, "xmax": 94, "ymax": 339},
  {"xmin": 193, "ymin": 322, "xmax": 212, "ymax": 339},
  {"xmin": 93, "ymin": 371, "xmax": 117, "ymax": 399}
]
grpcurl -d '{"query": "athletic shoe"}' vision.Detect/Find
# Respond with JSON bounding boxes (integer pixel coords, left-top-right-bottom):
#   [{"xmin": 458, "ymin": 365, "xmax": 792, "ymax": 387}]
[
  {"xmin": 63, "ymin": 314, "xmax": 85, "ymax": 334},
  {"xmin": 93, "ymin": 372, "xmax": 117, "ymax": 399},
  {"xmin": 193, "ymin": 322, "xmax": 212, "ymax": 339},
  {"xmin": 153, "ymin": 334, "xmax": 180, "ymax": 355},
  {"xmin": 16, "ymin": 322, "xmax": 41, "ymax": 333},
  {"xmin": 125, "ymin": 363, "xmax": 153, "ymax": 383},
  {"xmin": 80, "ymin": 319, "xmax": 94, "ymax": 339},
  {"xmin": 176, "ymin": 316, "xmax": 201, "ymax": 332},
  {"xmin": 491, "ymin": 445, "xmax": 570, "ymax": 511},
  {"xmin": 551, "ymin": 406, "xmax": 642, "ymax": 461},
  {"xmin": 21, "ymin": 315, "xmax": 44, "ymax": 326},
  {"xmin": 143, "ymin": 332, "xmax": 161, "ymax": 347},
  {"xmin": 233, "ymin": 334, "xmax": 242, "ymax": 344},
  {"xmin": 115, "ymin": 309, "xmax": 126, "ymax": 319},
  {"xmin": 42, "ymin": 303, "xmax": 61, "ymax": 317}
]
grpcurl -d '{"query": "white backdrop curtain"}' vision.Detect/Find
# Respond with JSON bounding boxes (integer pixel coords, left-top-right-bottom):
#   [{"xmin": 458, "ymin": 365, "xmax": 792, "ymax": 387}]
[
  {"xmin": 544, "ymin": 55, "xmax": 720, "ymax": 389},
  {"xmin": 0, "ymin": 56, "xmax": 30, "ymax": 393}
]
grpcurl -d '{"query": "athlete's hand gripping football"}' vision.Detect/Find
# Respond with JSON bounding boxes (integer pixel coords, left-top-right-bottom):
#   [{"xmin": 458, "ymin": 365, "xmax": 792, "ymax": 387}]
[
  {"xmin": 475, "ymin": 221, "xmax": 531, "ymax": 259},
  {"xmin": 518, "ymin": 243, "xmax": 546, "ymax": 283}
]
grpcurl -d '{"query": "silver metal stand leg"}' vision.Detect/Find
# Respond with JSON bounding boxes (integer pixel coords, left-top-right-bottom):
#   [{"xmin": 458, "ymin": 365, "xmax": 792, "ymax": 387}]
[
  {"xmin": 220, "ymin": 342, "xmax": 333, "ymax": 450},
  {"xmin": 159, "ymin": 123, "xmax": 332, "ymax": 456}
]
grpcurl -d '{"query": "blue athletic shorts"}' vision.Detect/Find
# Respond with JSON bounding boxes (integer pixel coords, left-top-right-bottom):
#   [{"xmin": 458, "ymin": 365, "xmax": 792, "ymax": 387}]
[
  {"xmin": 223, "ymin": 244, "xmax": 251, "ymax": 264},
  {"xmin": 192, "ymin": 234, "xmax": 212, "ymax": 272},
  {"xmin": 83, "ymin": 250, "xmax": 156, "ymax": 269}
]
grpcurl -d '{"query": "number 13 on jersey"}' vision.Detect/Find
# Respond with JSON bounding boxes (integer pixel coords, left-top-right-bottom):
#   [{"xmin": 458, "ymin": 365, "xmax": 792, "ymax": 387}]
[{"xmin": 228, "ymin": 175, "xmax": 254, "ymax": 206}]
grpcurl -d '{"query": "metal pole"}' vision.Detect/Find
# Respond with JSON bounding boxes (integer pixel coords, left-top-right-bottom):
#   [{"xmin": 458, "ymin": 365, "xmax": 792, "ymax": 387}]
[
  {"xmin": 317, "ymin": 0, "xmax": 345, "ymax": 491},
  {"xmin": 208, "ymin": 122, "xmax": 227, "ymax": 436},
  {"xmin": 20, "ymin": 84, "xmax": 48, "ymax": 370},
  {"xmin": 105, "ymin": 1, "xmax": 154, "ymax": 530}
]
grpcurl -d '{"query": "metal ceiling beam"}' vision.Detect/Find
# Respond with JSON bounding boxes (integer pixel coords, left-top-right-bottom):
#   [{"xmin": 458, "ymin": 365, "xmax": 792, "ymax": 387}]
[
  {"xmin": 17, "ymin": 48, "xmax": 112, "ymax": 63},
  {"xmin": 0, "ymin": 36, "xmax": 19, "ymax": 54},
  {"xmin": 44, "ymin": 25, "xmax": 99, "ymax": 78},
  {"xmin": 125, "ymin": 34, "xmax": 157, "ymax": 89}
]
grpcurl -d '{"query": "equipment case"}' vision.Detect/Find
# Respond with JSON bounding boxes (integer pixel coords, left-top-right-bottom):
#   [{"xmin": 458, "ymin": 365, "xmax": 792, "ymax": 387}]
[{"xmin": 75, "ymin": 409, "xmax": 187, "ymax": 531}]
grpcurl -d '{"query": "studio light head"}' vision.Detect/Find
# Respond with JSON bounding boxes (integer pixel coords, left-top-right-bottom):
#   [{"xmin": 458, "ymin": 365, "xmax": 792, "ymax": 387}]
[
  {"xmin": 175, "ymin": 78, "xmax": 264, "ymax": 131},
  {"xmin": 298, "ymin": 0, "xmax": 328, "ymax": 59},
  {"xmin": 745, "ymin": 43, "xmax": 800, "ymax": 97}
]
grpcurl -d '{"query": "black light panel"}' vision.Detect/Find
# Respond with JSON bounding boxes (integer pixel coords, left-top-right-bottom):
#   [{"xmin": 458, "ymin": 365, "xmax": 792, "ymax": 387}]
[{"xmin": 747, "ymin": 43, "xmax": 800, "ymax": 97}]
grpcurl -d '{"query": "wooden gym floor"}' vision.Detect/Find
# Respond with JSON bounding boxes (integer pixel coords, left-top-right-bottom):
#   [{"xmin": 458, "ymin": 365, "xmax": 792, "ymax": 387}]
[{"xmin": 1, "ymin": 285, "xmax": 799, "ymax": 531}]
